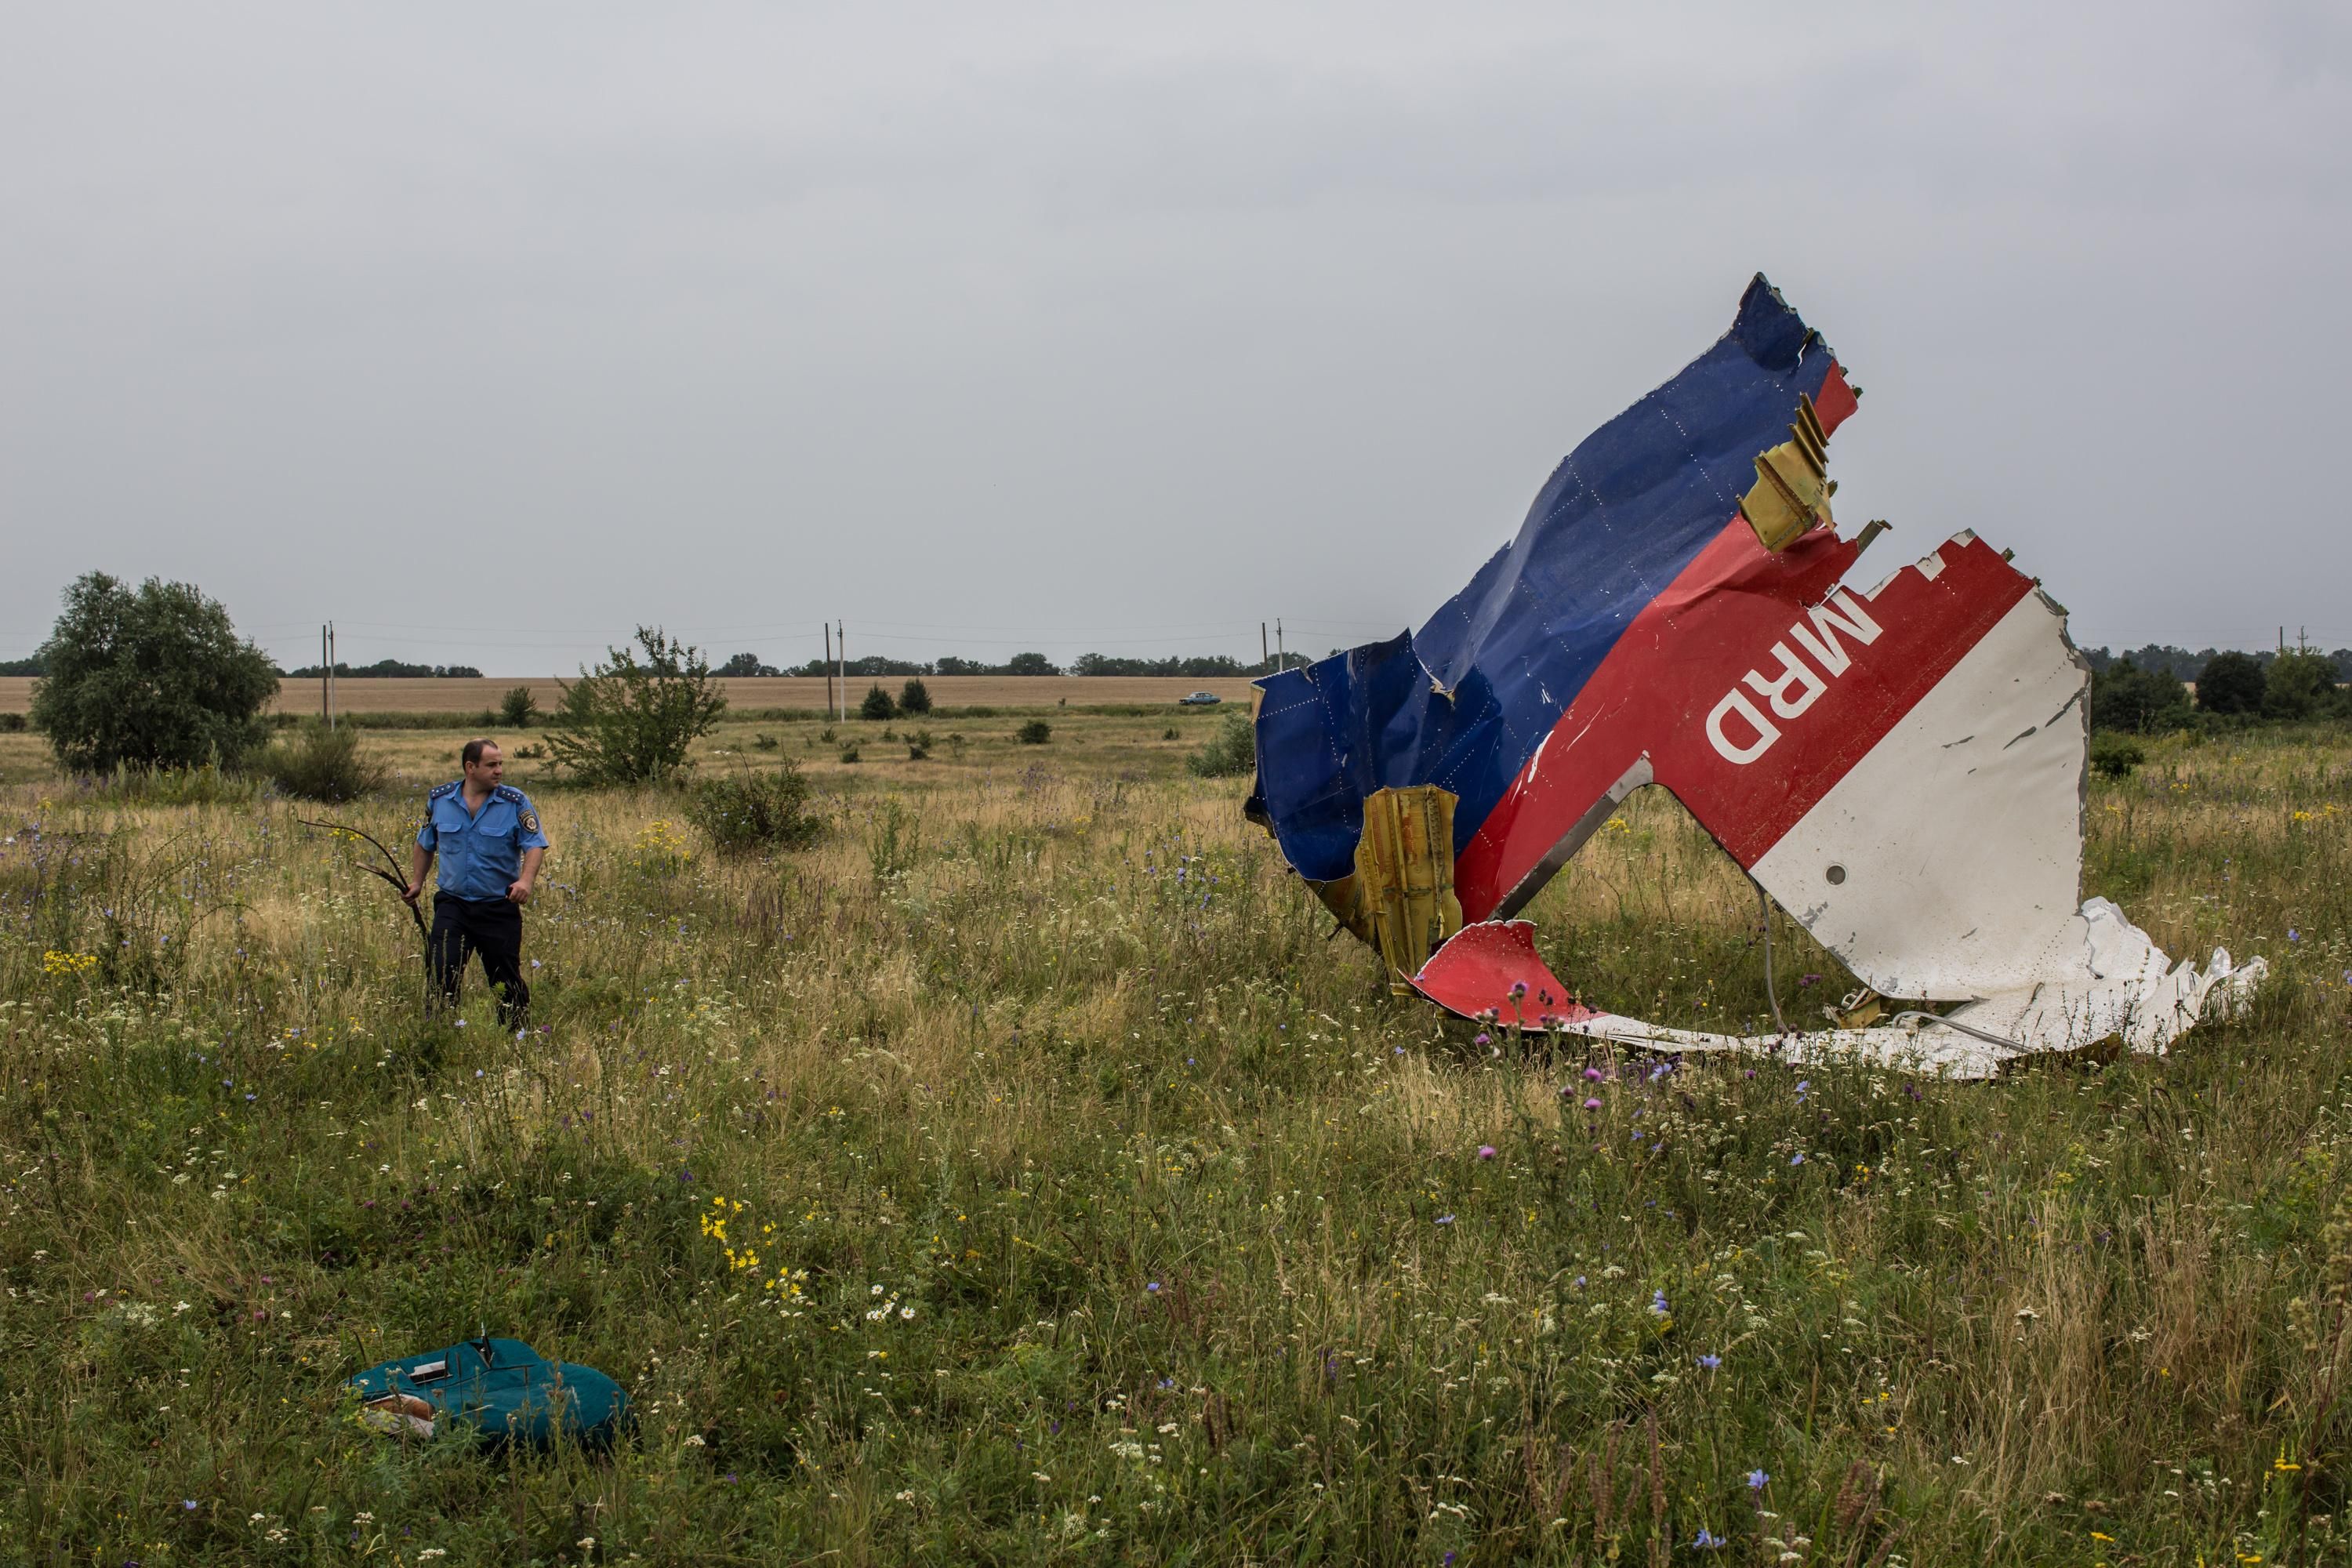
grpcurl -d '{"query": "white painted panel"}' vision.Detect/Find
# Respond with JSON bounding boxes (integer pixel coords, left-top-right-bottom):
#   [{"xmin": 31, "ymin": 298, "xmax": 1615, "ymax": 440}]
[{"xmin": 1747, "ymin": 590, "xmax": 2089, "ymax": 997}]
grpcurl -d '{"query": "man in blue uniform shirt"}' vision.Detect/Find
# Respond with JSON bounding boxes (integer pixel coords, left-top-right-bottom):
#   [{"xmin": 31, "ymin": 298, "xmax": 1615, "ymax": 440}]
[{"xmin": 405, "ymin": 739, "xmax": 549, "ymax": 1029}]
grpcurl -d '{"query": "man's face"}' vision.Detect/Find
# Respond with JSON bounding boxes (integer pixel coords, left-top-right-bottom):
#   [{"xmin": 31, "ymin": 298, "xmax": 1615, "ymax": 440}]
[{"xmin": 465, "ymin": 744, "xmax": 505, "ymax": 786}]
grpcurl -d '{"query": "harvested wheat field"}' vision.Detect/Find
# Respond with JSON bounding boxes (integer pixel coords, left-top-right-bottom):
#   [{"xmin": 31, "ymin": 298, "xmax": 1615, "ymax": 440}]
[{"xmin": 1, "ymin": 711, "xmax": 2349, "ymax": 1563}]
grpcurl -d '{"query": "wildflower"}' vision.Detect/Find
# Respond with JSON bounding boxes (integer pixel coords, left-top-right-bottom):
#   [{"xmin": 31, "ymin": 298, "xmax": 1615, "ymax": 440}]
[
  {"xmin": 1145, "ymin": 1281, "xmax": 1161, "ymax": 1294},
  {"xmin": 1509, "ymin": 981, "xmax": 1528, "ymax": 998},
  {"xmin": 1693, "ymin": 1527, "xmax": 1726, "ymax": 1549},
  {"xmin": 1435, "ymin": 1214, "xmax": 1454, "ymax": 1225},
  {"xmin": 183, "ymin": 1500, "xmax": 198, "ymax": 1511},
  {"xmin": 684, "ymin": 1434, "xmax": 706, "ymax": 1446},
  {"xmin": 1697, "ymin": 1353, "xmax": 1722, "ymax": 1370},
  {"xmin": 1472, "ymin": 1033, "xmax": 1491, "ymax": 1047},
  {"xmin": 895, "ymin": 1488, "xmax": 918, "ymax": 1503},
  {"xmin": 1584, "ymin": 1097, "xmax": 1602, "ymax": 1111},
  {"xmin": 1478, "ymin": 1145, "xmax": 1497, "ymax": 1160},
  {"xmin": 1650, "ymin": 1290, "xmax": 1669, "ymax": 1316},
  {"xmin": 1789, "ymin": 1152, "xmax": 1805, "ymax": 1166},
  {"xmin": 1748, "ymin": 1469, "xmax": 1769, "ymax": 1490}
]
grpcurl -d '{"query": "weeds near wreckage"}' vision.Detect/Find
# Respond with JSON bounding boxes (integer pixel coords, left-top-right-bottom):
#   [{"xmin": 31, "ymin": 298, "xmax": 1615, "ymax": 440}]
[{"xmin": 0, "ymin": 714, "xmax": 2344, "ymax": 1562}]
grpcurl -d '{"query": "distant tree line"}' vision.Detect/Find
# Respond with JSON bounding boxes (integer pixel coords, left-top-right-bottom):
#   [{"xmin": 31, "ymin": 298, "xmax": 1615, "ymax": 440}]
[
  {"xmin": 280, "ymin": 659, "xmax": 484, "ymax": 679},
  {"xmin": 715, "ymin": 650, "xmax": 1307, "ymax": 678},
  {"xmin": 2080, "ymin": 644, "xmax": 2352, "ymax": 682},
  {"xmin": 2088, "ymin": 644, "xmax": 2348, "ymax": 734}
]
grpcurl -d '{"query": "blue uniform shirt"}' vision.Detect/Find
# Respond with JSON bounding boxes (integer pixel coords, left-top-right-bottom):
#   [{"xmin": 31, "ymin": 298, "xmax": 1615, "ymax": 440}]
[{"xmin": 418, "ymin": 782, "xmax": 550, "ymax": 902}]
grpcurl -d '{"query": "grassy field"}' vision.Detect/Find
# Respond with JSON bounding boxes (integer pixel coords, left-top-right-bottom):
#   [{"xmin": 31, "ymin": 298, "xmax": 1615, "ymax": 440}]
[{"xmin": 2, "ymin": 709, "xmax": 2349, "ymax": 1565}]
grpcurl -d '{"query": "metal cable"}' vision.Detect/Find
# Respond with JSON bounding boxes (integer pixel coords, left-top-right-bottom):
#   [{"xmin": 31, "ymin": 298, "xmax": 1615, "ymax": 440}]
[
  {"xmin": 1755, "ymin": 880, "xmax": 1788, "ymax": 1035},
  {"xmin": 1890, "ymin": 1010, "xmax": 2030, "ymax": 1053}
]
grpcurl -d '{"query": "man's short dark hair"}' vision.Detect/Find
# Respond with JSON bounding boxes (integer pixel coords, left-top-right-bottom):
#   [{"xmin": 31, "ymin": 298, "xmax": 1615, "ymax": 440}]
[{"xmin": 461, "ymin": 738, "xmax": 498, "ymax": 768}]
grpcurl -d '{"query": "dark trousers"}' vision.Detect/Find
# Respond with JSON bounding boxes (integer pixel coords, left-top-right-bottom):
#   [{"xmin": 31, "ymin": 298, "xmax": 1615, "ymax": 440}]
[{"xmin": 429, "ymin": 894, "xmax": 530, "ymax": 1029}]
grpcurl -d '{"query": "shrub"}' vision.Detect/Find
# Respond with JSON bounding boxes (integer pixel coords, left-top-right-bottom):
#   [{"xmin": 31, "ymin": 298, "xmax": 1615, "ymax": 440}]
[
  {"xmin": 29, "ymin": 572, "xmax": 278, "ymax": 771},
  {"xmin": 840, "ymin": 746, "xmax": 862, "ymax": 764},
  {"xmin": 2090, "ymin": 659, "xmax": 2190, "ymax": 735},
  {"xmin": 908, "ymin": 728, "xmax": 933, "ymax": 760},
  {"xmin": 1187, "ymin": 712, "xmax": 1257, "ymax": 778},
  {"xmin": 2263, "ymin": 650, "xmax": 2340, "ymax": 720},
  {"xmin": 2089, "ymin": 732, "xmax": 2146, "ymax": 779},
  {"xmin": 860, "ymin": 684, "xmax": 897, "ymax": 721},
  {"xmin": 753, "ymin": 733, "xmax": 779, "ymax": 751},
  {"xmin": 1015, "ymin": 720, "xmax": 1052, "ymax": 746},
  {"xmin": 544, "ymin": 627, "xmax": 728, "ymax": 786},
  {"xmin": 899, "ymin": 678, "xmax": 932, "ymax": 714},
  {"xmin": 257, "ymin": 722, "xmax": 388, "ymax": 802},
  {"xmin": 2195, "ymin": 652, "xmax": 2266, "ymax": 716},
  {"xmin": 500, "ymin": 685, "xmax": 539, "ymax": 728},
  {"xmin": 946, "ymin": 733, "xmax": 967, "ymax": 759},
  {"xmin": 684, "ymin": 761, "xmax": 822, "ymax": 856}
]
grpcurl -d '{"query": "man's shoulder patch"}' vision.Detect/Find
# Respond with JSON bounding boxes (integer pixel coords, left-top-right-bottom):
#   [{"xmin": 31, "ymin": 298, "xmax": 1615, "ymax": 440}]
[
  {"xmin": 428, "ymin": 781, "xmax": 460, "ymax": 802},
  {"xmin": 494, "ymin": 784, "xmax": 528, "ymax": 805}
]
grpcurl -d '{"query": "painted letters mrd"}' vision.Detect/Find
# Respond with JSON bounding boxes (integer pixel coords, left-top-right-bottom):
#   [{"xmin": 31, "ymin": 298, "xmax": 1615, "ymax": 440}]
[{"xmin": 1703, "ymin": 589, "xmax": 1884, "ymax": 764}]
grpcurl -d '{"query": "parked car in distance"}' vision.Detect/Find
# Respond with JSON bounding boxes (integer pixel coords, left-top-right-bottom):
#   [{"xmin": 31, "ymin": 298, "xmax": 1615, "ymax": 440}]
[{"xmin": 1177, "ymin": 691, "xmax": 1222, "ymax": 706}]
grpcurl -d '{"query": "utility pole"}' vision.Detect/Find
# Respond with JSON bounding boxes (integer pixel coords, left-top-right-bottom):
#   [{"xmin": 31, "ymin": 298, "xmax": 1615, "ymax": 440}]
[
  {"xmin": 1276, "ymin": 618, "xmax": 1284, "ymax": 672},
  {"xmin": 1261, "ymin": 622, "xmax": 1269, "ymax": 674},
  {"xmin": 328, "ymin": 622, "xmax": 337, "ymax": 731},
  {"xmin": 837, "ymin": 620, "xmax": 846, "ymax": 720},
  {"xmin": 823, "ymin": 622, "xmax": 834, "ymax": 721}
]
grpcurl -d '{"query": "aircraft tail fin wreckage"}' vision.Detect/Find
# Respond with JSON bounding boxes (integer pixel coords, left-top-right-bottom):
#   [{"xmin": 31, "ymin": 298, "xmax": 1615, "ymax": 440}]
[{"xmin": 1247, "ymin": 276, "xmax": 2263, "ymax": 1076}]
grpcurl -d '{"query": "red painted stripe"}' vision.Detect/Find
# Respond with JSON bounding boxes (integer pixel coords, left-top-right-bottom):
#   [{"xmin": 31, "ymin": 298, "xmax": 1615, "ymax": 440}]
[
  {"xmin": 1410, "ymin": 920, "xmax": 1599, "ymax": 1026},
  {"xmin": 1455, "ymin": 522, "xmax": 2034, "ymax": 916},
  {"xmin": 1813, "ymin": 359, "xmax": 1859, "ymax": 437}
]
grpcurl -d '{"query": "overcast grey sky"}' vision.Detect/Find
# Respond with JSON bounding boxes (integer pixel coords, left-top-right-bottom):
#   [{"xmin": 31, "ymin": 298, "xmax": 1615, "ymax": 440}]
[{"xmin": 4, "ymin": 2, "xmax": 2347, "ymax": 673}]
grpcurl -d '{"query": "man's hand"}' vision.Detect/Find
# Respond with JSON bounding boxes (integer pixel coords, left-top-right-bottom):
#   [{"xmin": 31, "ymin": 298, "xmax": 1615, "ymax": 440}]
[
  {"xmin": 402, "ymin": 880, "xmax": 424, "ymax": 906},
  {"xmin": 506, "ymin": 880, "xmax": 534, "ymax": 906}
]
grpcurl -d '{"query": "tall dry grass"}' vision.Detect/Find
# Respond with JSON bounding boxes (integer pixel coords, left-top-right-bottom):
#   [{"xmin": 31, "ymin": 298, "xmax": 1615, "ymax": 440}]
[{"xmin": 0, "ymin": 719, "xmax": 2344, "ymax": 1563}]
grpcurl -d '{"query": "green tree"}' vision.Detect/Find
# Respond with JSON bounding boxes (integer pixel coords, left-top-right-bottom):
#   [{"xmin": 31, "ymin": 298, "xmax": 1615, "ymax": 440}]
[
  {"xmin": 898, "ymin": 677, "xmax": 933, "ymax": 714},
  {"xmin": 1186, "ymin": 711, "xmax": 1258, "ymax": 777},
  {"xmin": 2089, "ymin": 659, "xmax": 2190, "ymax": 735},
  {"xmin": 544, "ymin": 627, "xmax": 727, "ymax": 785},
  {"xmin": 2194, "ymin": 652, "xmax": 2267, "ymax": 717},
  {"xmin": 1002, "ymin": 652, "xmax": 1060, "ymax": 676},
  {"xmin": 499, "ymin": 685, "xmax": 539, "ymax": 728},
  {"xmin": 2263, "ymin": 650, "xmax": 2339, "ymax": 720},
  {"xmin": 860, "ymin": 684, "xmax": 897, "ymax": 721},
  {"xmin": 29, "ymin": 572, "xmax": 278, "ymax": 771}
]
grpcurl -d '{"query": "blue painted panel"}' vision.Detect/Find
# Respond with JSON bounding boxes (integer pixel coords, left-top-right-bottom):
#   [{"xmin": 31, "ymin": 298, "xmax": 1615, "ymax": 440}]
[{"xmin": 1251, "ymin": 275, "xmax": 1843, "ymax": 882}]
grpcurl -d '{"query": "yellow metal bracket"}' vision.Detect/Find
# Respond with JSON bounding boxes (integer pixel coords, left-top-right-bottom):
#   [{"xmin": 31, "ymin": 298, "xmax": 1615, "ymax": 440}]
[
  {"xmin": 1307, "ymin": 785, "xmax": 1465, "ymax": 990},
  {"xmin": 1739, "ymin": 391, "xmax": 1838, "ymax": 553}
]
